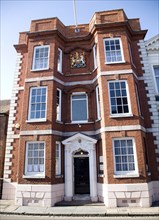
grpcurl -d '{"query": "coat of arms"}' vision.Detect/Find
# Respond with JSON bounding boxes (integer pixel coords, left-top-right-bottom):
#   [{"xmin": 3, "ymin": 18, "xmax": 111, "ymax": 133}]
[{"xmin": 70, "ymin": 51, "xmax": 86, "ymax": 68}]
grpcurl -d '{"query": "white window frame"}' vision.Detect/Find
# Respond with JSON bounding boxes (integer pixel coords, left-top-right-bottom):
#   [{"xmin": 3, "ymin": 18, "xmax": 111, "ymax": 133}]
[
  {"xmin": 55, "ymin": 141, "xmax": 61, "ymax": 176},
  {"xmin": 32, "ymin": 45, "xmax": 50, "ymax": 71},
  {"xmin": 113, "ymin": 138, "xmax": 138, "ymax": 177},
  {"xmin": 71, "ymin": 92, "xmax": 88, "ymax": 123},
  {"xmin": 152, "ymin": 65, "xmax": 159, "ymax": 94},
  {"xmin": 56, "ymin": 88, "xmax": 62, "ymax": 121},
  {"xmin": 93, "ymin": 44, "xmax": 97, "ymax": 69},
  {"xmin": 24, "ymin": 141, "xmax": 45, "ymax": 178},
  {"xmin": 104, "ymin": 38, "xmax": 125, "ymax": 64},
  {"xmin": 128, "ymin": 42, "xmax": 136, "ymax": 68},
  {"xmin": 108, "ymin": 80, "xmax": 132, "ymax": 118},
  {"xmin": 57, "ymin": 48, "xmax": 62, "ymax": 73},
  {"xmin": 135, "ymin": 84, "xmax": 142, "ymax": 116},
  {"xmin": 96, "ymin": 85, "xmax": 101, "ymax": 120},
  {"xmin": 28, "ymin": 86, "xmax": 47, "ymax": 122}
]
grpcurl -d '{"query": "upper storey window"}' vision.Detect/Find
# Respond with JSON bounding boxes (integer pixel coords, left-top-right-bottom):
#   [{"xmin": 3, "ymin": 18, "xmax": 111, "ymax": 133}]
[
  {"xmin": 56, "ymin": 88, "xmax": 62, "ymax": 122},
  {"xmin": 71, "ymin": 93, "xmax": 88, "ymax": 123},
  {"xmin": 104, "ymin": 38, "xmax": 124, "ymax": 64},
  {"xmin": 96, "ymin": 86, "xmax": 101, "ymax": 120},
  {"xmin": 93, "ymin": 44, "xmax": 97, "ymax": 69},
  {"xmin": 108, "ymin": 81, "xmax": 131, "ymax": 117},
  {"xmin": 153, "ymin": 65, "xmax": 159, "ymax": 93},
  {"xmin": 32, "ymin": 45, "xmax": 50, "ymax": 71},
  {"xmin": 57, "ymin": 48, "xmax": 62, "ymax": 73},
  {"xmin": 28, "ymin": 87, "xmax": 47, "ymax": 121}
]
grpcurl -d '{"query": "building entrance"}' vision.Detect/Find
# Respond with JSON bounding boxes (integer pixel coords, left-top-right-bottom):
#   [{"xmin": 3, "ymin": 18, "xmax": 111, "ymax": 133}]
[
  {"xmin": 74, "ymin": 156, "xmax": 90, "ymax": 194},
  {"xmin": 62, "ymin": 133, "xmax": 97, "ymax": 202}
]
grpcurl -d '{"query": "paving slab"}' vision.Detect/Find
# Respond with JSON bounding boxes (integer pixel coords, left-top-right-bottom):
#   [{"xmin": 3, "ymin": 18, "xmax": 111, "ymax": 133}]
[
  {"xmin": 2, "ymin": 205, "xmax": 19, "ymax": 213},
  {"xmin": 106, "ymin": 208, "xmax": 129, "ymax": 216},
  {"xmin": 46, "ymin": 206, "xmax": 77, "ymax": 215},
  {"xmin": 14, "ymin": 206, "xmax": 47, "ymax": 214},
  {"xmin": 71, "ymin": 206, "xmax": 106, "ymax": 216},
  {"xmin": 129, "ymin": 207, "xmax": 159, "ymax": 216}
]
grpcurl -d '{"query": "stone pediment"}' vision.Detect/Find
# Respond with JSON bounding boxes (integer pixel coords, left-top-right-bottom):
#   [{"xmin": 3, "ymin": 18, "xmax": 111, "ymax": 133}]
[
  {"xmin": 146, "ymin": 34, "xmax": 159, "ymax": 51},
  {"xmin": 62, "ymin": 133, "xmax": 97, "ymax": 145}
]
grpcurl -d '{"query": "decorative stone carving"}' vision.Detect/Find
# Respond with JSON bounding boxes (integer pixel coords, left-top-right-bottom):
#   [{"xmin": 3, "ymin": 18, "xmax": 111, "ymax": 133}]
[{"xmin": 70, "ymin": 51, "xmax": 86, "ymax": 68}]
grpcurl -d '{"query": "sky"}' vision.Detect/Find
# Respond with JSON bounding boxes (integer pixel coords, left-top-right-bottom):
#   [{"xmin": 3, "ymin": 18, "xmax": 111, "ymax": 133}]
[{"xmin": 1, "ymin": 0, "xmax": 159, "ymax": 100}]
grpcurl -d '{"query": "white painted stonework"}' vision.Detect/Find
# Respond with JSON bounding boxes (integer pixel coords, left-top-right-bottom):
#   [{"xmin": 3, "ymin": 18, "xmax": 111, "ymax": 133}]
[
  {"xmin": 3, "ymin": 53, "xmax": 23, "ymax": 182},
  {"xmin": 138, "ymin": 35, "xmax": 159, "ymax": 174},
  {"xmin": 15, "ymin": 184, "xmax": 64, "ymax": 207},
  {"xmin": 62, "ymin": 133, "xmax": 98, "ymax": 202},
  {"xmin": 97, "ymin": 181, "xmax": 159, "ymax": 207},
  {"xmin": 2, "ymin": 181, "xmax": 64, "ymax": 207},
  {"xmin": 136, "ymin": 35, "xmax": 159, "ymax": 206}
]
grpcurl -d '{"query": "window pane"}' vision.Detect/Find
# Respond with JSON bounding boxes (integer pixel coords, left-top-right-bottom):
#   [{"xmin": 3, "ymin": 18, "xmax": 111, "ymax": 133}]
[
  {"xmin": 72, "ymin": 94, "xmax": 86, "ymax": 99},
  {"xmin": 114, "ymin": 140, "xmax": 120, "ymax": 147},
  {"xmin": 116, "ymin": 164, "xmax": 122, "ymax": 171},
  {"xmin": 154, "ymin": 66, "xmax": 159, "ymax": 92},
  {"xmin": 56, "ymin": 142, "xmax": 61, "ymax": 175}
]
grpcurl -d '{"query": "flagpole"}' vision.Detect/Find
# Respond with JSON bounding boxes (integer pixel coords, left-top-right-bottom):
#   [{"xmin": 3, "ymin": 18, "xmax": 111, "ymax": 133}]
[{"xmin": 73, "ymin": 0, "xmax": 80, "ymax": 32}]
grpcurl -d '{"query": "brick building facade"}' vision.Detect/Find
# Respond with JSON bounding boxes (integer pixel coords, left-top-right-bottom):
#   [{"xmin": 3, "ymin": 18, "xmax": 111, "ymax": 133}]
[{"xmin": 2, "ymin": 9, "xmax": 159, "ymax": 207}]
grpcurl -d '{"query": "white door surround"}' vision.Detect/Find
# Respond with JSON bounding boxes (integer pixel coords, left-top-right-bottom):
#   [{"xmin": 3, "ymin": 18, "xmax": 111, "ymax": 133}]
[{"xmin": 62, "ymin": 133, "xmax": 98, "ymax": 202}]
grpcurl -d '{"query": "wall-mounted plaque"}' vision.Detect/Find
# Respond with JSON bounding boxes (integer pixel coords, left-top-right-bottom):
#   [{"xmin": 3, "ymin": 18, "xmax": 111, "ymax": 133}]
[{"xmin": 70, "ymin": 51, "xmax": 86, "ymax": 68}]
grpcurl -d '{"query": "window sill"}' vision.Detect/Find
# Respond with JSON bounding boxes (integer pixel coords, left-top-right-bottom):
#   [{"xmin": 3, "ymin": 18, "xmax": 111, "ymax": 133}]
[
  {"xmin": 31, "ymin": 68, "xmax": 49, "ymax": 72},
  {"xmin": 110, "ymin": 114, "xmax": 133, "ymax": 118},
  {"xmin": 92, "ymin": 67, "xmax": 98, "ymax": 72},
  {"xmin": 140, "ymin": 115, "xmax": 144, "ymax": 120},
  {"xmin": 66, "ymin": 121, "xmax": 94, "ymax": 125},
  {"xmin": 147, "ymin": 172, "xmax": 151, "ymax": 176},
  {"xmin": 26, "ymin": 119, "xmax": 47, "ymax": 123},
  {"xmin": 98, "ymin": 174, "xmax": 104, "ymax": 178},
  {"xmin": 113, "ymin": 174, "xmax": 139, "ymax": 178},
  {"xmin": 55, "ymin": 175, "xmax": 63, "ymax": 178},
  {"xmin": 57, "ymin": 71, "xmax": 63, "ymax": 75},
  {"xmin": 105, "ymin": 60, "xmax": 126, "ymax": 65},
  {"xmin": 56, "ymin": 120, "xmax": 63, "ymax": 124},
  {"xmin": 23, "ymin": 175, "xmax": 45, "ymax": 179},
  {"xmin": 95, "ymin": 118, "xmax": 102, "ymax": 122}
]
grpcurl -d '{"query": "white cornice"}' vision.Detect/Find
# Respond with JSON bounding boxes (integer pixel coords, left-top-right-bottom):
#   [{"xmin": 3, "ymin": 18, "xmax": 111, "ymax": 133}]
[
  {"xmin": 20, "ymin": 125, "xmax": 147, "ymax": 137},
  {"xmin": 25, "ymin": 69, "xmax": 137, "ymax": 86}
]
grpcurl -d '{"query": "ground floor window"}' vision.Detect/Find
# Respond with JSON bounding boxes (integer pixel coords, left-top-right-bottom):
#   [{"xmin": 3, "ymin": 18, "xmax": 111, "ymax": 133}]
[
  {"xmin": 113, "ymin": 138, "xmax": 137, "ymax": 175},
  {"xmin": 25, "ymin": 142, "xmax": 45, "ymax": 177},
  {"xmin": 55, "ymin": 142, "xmax": 61, "ymax": 176}
]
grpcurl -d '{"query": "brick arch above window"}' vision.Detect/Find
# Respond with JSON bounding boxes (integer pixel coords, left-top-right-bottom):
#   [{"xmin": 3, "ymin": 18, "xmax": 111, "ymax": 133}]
[
  {"xmin": 64, "ymin": 46, "xmax": 91, "ymax": 54},
  {"xmin": 64, "ymin": 85, "xmax": 94, "ymax": 94}
]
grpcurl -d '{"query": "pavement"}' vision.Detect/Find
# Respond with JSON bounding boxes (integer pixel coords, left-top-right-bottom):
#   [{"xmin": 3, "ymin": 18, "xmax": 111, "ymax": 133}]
[{"xmin": 0, "ymin": 199, "xmax": 159, "ymax": 217}]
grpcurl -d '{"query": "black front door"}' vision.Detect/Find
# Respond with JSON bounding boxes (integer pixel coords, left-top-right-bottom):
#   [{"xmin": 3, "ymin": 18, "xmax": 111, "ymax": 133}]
[{"xmin": 74, "ymin": 157, "xmax": 90, "ymax": 194}]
